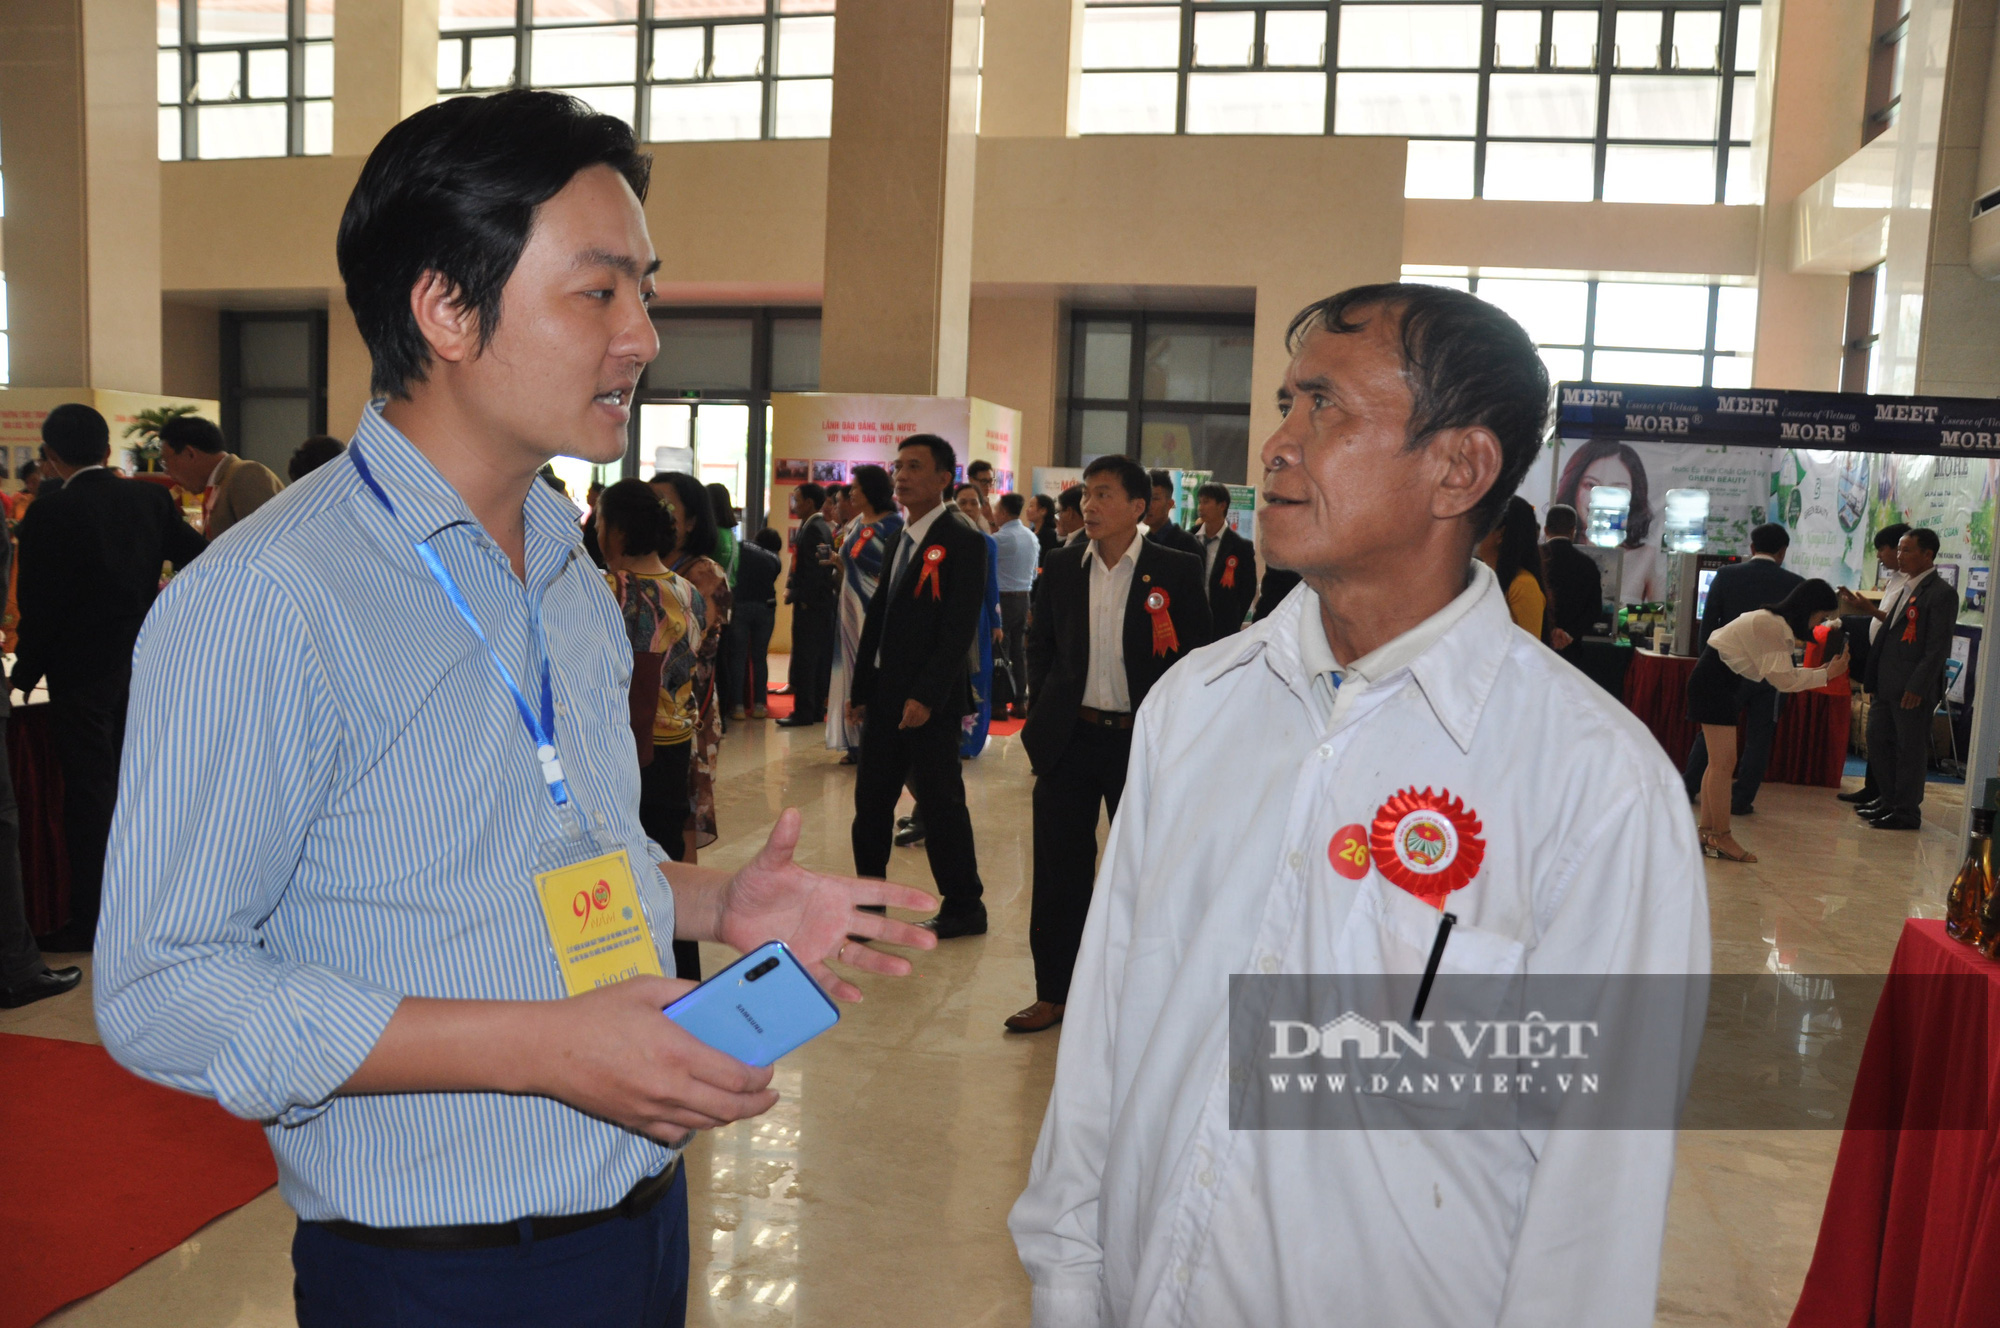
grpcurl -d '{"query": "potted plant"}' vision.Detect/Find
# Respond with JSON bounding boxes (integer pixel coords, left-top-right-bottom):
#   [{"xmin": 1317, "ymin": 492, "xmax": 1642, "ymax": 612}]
[{"xmin": 122, "ymin": 404, "xmax": 202, "ymax": 473}]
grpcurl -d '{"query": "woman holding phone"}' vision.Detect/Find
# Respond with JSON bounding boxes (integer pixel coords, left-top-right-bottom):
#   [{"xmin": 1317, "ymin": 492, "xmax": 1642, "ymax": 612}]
[{"xmin": 1686, "ymin": 578, "xmax": 1848, "ymax": 862}]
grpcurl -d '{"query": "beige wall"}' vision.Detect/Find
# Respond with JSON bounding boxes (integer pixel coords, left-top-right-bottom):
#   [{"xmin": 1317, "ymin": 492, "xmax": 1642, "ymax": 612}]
[
  {"xmin": 333, "ymin": 0, "xmax": 438, "ymax": 157},
  {"xmin": 1402, "ymin": 201, "xmax": 1760, "ymax": 277},
  {"xmin": 1918, "ymin": 0, "xmax": 2000, "ymax": 395},
  {"xmin": 160, "ymin": 301, "xmax": 220, "ymax": 400},
  {"xmin": 967, "ymin": 291, "xmax": 1063, "ymax": 478},
  {"xmin": 980, "ymin": 0, "xmax": 1080, "ymax": 138}
]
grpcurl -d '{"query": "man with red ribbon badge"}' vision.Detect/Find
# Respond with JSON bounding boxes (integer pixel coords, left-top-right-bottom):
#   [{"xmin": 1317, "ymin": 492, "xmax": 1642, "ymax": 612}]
[
  {"xmin": 1009, "ymin": 456, "xmax": 1209, "ymax": 1034},
  {"xmin": 1857, "ymin": 527, "xmax": 1958, "ymax": 829},
  {"xmin": 1193, "ymin": 480, "xmax": 1256, "ymax": 635},
  {"xmin": 1014, "ymin": 284, "xmax": 1709, "ymax": 1328}
]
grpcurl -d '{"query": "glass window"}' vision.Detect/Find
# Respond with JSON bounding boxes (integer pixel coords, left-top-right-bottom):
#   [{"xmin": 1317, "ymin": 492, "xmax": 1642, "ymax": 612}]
[
  {"xmin": 774, "ymin": 78, "xmax": 832, "ymax": 137},
  {"xmin": 531, "ymin": 26, "xmax": 638, "ymax": 86},
  {"xmin": 1193, "ymin": 10, "xmax": 1256, "ymax": 67},
  {"xmin": 1081, "ymin": 7, "xmax": 1181, "ymax": 69},
  {"xmin": 1674, "ymin": 10, "xmax": 1722, "ymax": 68},
  {"xmin": 1482, "ymin": 142, "xmax": 1595, "ymax": 200},
  {"xmin": 1405, "ymin": 140, "xmax": 1475, "ymax": 198},
  {"xmin": 1332, "ymin": 73, "xmax": 1479, "ymax": 136},
  {"xmin": 1724, "ymin": 145, "xmax": 1762, "ymax": 203},
  {"xmin": 652, "ymin": 82, "xmax": 764, "ymax": 140},
  {"xmin": 1606, "ymin": 76, "xmax": 1720, "ymax": 139},
  {"xmin": 1714, "ymin": 286, "xmax": 1758, "ymax": 352},
  {"xmin": 1615, "ymin": 10, "xmax": 1663, "ymax": 68},
  {"xmin": 1143, "ymin": 324, "xmax": 1254, "ymax": 404},
  {"xmin": 161, "ymin": 0, "xmax": 332, "ymax": 159},
  {"xmin": 1485, "ymin": 74, "xmax": 1600, "ymax": 138},
  {"xmin": 224, "ymin": 312, "xmax": 326, "ymax": 475},
  {"xmin": 1602, "ymin": 145, "xmax": 1716, "ymax": 203},
  {"xmin": 1594, "ymin": 282, "xmax": 1710, "ymax": 350},
  {"xmin": 1265, "ymin": 11, "xmax": 1327, "ymax": 66},
  {"xmin": 652, "ymin": 27, "xmax": 705, "ymax": 80},
  {"xmin": 1078, "ymin": 323, "xmax": 1135, "ymax": 399},
  {"xmin": 1494, "ymin": 10, "xmax": 1542, "ymax": 68},
  {"xmin": 1591, "ymin": 349, "xmax": 1706, "ymax": 385},
  {"xmin": 240, "ymin": 319, "xmax": 312, "ymax": 389},
  {"xmin": 1141, "ymin": 411, "xmax": 1251, "ymax": 478},
  {"xmin": 197, "ymin": 104, "xmax": 289, "ymax": 159},
  {"xmin": 1735, "ymin": 6, "xmax": 1761, "ymax": 71},
  {"xmin": 770, "ymin": 318, "xmax": 822, "ymax": 392},
  {"xmin": 1337, "ymin": 6, "xmax": 1483, "ymax": 68},
  {"xmin": 1076, "ymin": 409, "xmax": 1129, "ymax": 464},
  {"xmin": 1540, "ymin": 347, "xmax": 1587, "ymax": 383},
  {"xmin": 711, "ymin": 23, "xmax": 766, "ymax": 77},
  {"xmin": 777, "ymin": 16, "xmax": 835, "ymax": 77},
  {"xmin": 1729, "ymin": 76, "xmax": 1757, "ymax": 139},
  {"xmin": 1551, "ymin": 11, "xmax": 1600, "ymax": 67},
  {"xmin": 1187, "ymin": 73, "xmax": 1327, "ymax": 134},
  {"xmin": 1711, "ymin": 354, "xmax": 1753, "ymax": 387},
  {"xmin": 1475, "ymin": 279, "xmax": 1589, "ymax": 345},
  {"xmin": 1079, "ymin": 72, "xmax": 1180, "ymax": 133},
  {"xmin": 653, "ymin": 318, "xmax": 756, "ymax": 391}
]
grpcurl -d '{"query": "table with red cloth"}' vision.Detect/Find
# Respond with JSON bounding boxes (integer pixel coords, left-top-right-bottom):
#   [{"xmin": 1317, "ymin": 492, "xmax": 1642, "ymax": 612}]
[
  {"xmin": 1790, "ymin": 921, "xmax": 2000, "ymax": 1328},
  {"xmin": 7, "ymin": 702, "xmax": 69, "ymax": 935},
  {"xmin": 1622, "ymin": 649, "xmax": 1851, "ymax": 787}
]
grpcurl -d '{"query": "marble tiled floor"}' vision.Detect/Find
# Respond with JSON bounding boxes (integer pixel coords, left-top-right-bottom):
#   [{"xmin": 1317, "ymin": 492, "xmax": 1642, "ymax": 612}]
[{"xmin": 6, "ymin": 705, "xmax": 1968, "ymax": 1327}]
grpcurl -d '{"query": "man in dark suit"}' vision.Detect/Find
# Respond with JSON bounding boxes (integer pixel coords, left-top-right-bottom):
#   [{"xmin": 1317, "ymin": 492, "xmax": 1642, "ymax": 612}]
[
  {"xmin": 1834, "ymin": 522, "xmax": 1912, "ymax": 806},
  {"xmin": 15, "ymin": 404, "xmax": 206, "ymax": 951},
  {"xmin": 1192, "ymin": 481, "xmax": 1255, "ymax": 635},
  {"xmin": 1009, "ymin": 455, "xmax": 1210, "ymax": 1033},
  {"xmin": 780, "ymin": 481, "xmax": 838, "ymax": 726},
  {"xmin": 1540, "ymin": 503, "xmax": 1601, "ymax": 653},
  {"xmin": 849, "ymin": 434, "xmax": 990, "ymax": 936},
  {"xmin": 1859, "ymin": 527, "xmax": 1958, "ymax": 830},
  {"xmin": 1144, "ymin": 469, "xmax": 1202, "ymax": 557},
  {"xmin": 1251, "ymin": 560, "xmax": 1302, "ymax": 621},
  {"xmin": 1681, "ymin": 523, "xmax": 1804, "ymax": 815}
]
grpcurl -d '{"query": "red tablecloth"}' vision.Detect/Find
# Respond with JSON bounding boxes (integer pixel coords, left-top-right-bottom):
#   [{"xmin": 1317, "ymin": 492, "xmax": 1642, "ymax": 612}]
[
  {"xmin": 1789, "ymin": 920, "xmax": 2000, "ymax": 1327},
  {"xmin": 7, "ymin": 703, "xmax": 68, "ymax": 935},
  {"xmin": 1622, "ymin": 650, "xmax": 1851, "ymax": 787}
]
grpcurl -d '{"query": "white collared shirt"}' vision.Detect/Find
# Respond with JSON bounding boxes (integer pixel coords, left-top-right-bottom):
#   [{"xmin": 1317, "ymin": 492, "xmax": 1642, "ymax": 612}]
[
  {"xmin": 1197, "ymin": 525, "xmax": 1222, "ymax": 578},
  {"xmin": 1082, "ymin": 534, "xmax": 1143, "ymax": 711},
  {"xmin": 1298, "ymin": 562, "xmax": 1487, "ymax": 727},
  {"xmin": 1872, "ymin": 568, "xmax": 1911, "ymax": 642},
  {"xmin": 1709, "ymin": 610, "xmax": 1830, "ymax": 692},
  {"xmin": 875, "ymin": 501, "xmax": 949, "ymax": 666},
  {"xmin": 1012, "ymin": 568, "xmax": 1709, "ymax": 1328}
]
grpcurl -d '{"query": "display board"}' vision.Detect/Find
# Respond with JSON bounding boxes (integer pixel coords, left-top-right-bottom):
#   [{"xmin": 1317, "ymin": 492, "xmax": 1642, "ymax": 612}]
[
  {"xmin": 764, "ymin": 393, "xmax": 1022, "ymax": 652},
  {"xmin": 0, "ymin": 387, "xmax": 220, "ymax": 492}
]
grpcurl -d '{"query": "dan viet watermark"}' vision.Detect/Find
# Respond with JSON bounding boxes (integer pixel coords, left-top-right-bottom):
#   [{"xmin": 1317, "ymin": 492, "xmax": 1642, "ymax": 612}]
[{"xmin": 1228, "ymin": 972, "xmax": 1989, "ymax": 1131}]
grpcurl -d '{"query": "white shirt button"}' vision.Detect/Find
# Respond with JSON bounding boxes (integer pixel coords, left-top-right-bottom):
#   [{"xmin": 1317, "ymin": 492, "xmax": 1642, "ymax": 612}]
[
  {"xmin": 1197, "ymin": 1169, "xmax": 1216, "ymax": 1188},
  {"xmin": 1259, "ymin": 955, "xmax": 1279, "ymax": 974},
  {"xmin": 1286, "ymin": 850, "xmax": 1303, "ymax": 871},
  {"xmin": 1175, "ymin": 1265, "xmax": 1192, "ymax": 1285}
]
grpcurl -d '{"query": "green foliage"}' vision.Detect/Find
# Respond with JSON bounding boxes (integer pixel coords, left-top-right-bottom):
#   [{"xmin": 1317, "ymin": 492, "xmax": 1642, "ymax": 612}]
[{"xmin": 121, "ymin": 404, "xmax": 201, "ymax": 469}]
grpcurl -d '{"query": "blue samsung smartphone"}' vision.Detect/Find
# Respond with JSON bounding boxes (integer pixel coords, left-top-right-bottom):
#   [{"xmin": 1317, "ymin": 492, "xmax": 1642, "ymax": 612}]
[{"xmin": 662, "ymin": 941, "xmax": 840, "ymax": 1067}]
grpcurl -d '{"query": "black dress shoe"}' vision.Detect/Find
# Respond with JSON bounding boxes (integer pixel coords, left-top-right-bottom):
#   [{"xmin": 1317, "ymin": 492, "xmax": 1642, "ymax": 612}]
[
  {"xmin": 920, "ymin": 906, "xmax": 988, "ymax": 939},
  {"xmin": 1837, "ymin": 786, "xmax": 1879, "ymax": 804},
  {"xmin": 774, "ymin": 715, "xmax": 819, "ymax": 728},
  {"xmin": 894, "ymin": 820, "xmax": 927, "ymax": 848},
  {"xmin": 1854, "ymin": 800, "xmax": 1888, "ymax": 818},
  {"xmin": 1868, "ymin": 810, "xmax": 1922, "ymax": 830},
  {"xmin": 1, "ymin": 965, "xmax": 82, "ymax": 1009},
  {"xmin": 1731, "ymin": 804, "xmax": 1755, "ymax": 817},
  {"xmin": 33, "ymin": 923, "xmax": 95, "ymax": 954}
]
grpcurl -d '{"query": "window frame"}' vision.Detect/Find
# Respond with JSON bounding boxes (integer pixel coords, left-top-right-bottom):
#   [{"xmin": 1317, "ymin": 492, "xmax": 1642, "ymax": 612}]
[
  {"xmin": 636, "ymin": 306, "xmax": 823, "ymax": 533},
  {"xmin": 1063, "ymin": 310, "xmax": 1257, "ymax": 482},
  {"xmin": 160, "ymin": 0, "xmax": 333, "ymax": 160},
  {"xmin": 220, "ymin": 309, "xmax": 330, "ymax": 470},
  {"xmin": 437, "ymin": 1, "xmax": 834, "ymax": 143},
  {"xmin": 1079, "ymin": 1, "xmax": 1761, "ymax": 205}
]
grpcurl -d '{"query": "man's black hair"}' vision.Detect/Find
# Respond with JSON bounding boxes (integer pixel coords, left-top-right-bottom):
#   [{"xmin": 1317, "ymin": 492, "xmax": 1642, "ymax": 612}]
[
  {"xmin": 795, "ymin": 481, "xmax": 826, "ymax": 508},
  {"xmin": 753, "ymin": 526, "xmax": 783, "ymax": 552},
  {"xmin": 1544, "ymin": 502, "xmax": 1579, "ymax": 537},
  {"xmin": 1147, "ymin": 468, "xmax": 1173, "ymax": 492},
  {"xmin": 1086, "ymin": 454, "xmax": 1152, "ymax": 504},
  {"xmin": 41, "ymin": 403, "xmax": 111, "ymax": 466},
  {"xmin": 1875, "ymin": 521, "xmax": 1911, "ymax": 550},
  {"xmin": 850, "ymin": 463, "xmax": 894, "ymax": 514},
  {"xmin": 998, "ymin": 492, "xmax": 1026, "ymax": 518},
  {"xmin": 1056, "ymin": 485, "xmax": 1083, "ymax": 513},
  {"xmin": 289, "ymin": 435, "xmax": 346, "ymax": 481},
  {"xmin": 824, "ymin": 482, "xmax": 848, "ymax": 500},
  {"xmin": 1765, "ymin": 579, "xmax": 1840, "ymax": 641},
  {"xmin": 898, "ymin": 433, "xmax": 957, "ymax": 475},
  {"xmin": 1287, "ymin": 282, "xmax": 1551, "ymax": 537},
  {"xmin": 597, "ymin": 477, "xmax": 674, "ymax": 557},
  {"xmin": 336, "ymin": 89, "xmax": 653, "ymax": 398},
  {"xmin": 1908, "ymin": 526, "xmax": 1942, "ymax": 556},
  {"xmin": 1749, "ymin": 522, "xmax": 1791, "ymax": 556},
  {"xmin": 967, "ymin": 459, "xmax": 994, "ymax": 478},
  {"xmin": 159, "ymin": 415, "xmax": 226, "ymax": 455},
  {"xmin": 1196, "ymin": 482, "xmax": 1231, "ymax": 507}
]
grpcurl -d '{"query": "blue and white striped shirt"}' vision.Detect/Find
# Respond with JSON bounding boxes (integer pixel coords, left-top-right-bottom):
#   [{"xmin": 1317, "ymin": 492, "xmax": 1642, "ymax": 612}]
[{"xmin": 95, "ymin": 403, "xmax": 680, "ymax": 1225}]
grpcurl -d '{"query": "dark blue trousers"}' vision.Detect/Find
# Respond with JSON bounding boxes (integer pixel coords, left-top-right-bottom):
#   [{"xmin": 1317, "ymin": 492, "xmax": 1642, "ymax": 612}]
[{"xmin": 293, "ymin": 1168, "xmax": 689, "ymax": 1328}]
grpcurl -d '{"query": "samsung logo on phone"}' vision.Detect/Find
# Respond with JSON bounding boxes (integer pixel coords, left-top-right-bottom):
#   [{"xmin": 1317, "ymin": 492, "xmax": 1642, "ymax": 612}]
[{"xmin": 735, "ymin": 1004, "xmax": 766, "ymax": 1035}]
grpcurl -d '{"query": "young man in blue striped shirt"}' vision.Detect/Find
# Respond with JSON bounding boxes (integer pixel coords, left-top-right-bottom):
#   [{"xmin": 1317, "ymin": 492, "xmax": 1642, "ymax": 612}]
[{"xmin": 95, "ymin": 91, "xmax": 935, "ymax": 1326}]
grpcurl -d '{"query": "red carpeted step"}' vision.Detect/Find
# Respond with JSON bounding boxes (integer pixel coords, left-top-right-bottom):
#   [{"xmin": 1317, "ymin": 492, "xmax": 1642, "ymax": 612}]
[{"xmin": 0, "ymin": 1034, "xmax": 277, "ymax": 1328}]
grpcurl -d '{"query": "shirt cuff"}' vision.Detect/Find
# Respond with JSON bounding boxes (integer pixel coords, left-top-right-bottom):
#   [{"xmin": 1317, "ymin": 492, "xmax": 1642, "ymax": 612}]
[
  {"xmin": 210, "ymin": 964, "xmax": 404, "ymax": 1125},
  {"xmin": 1030, "ymin": 1280, "xmax": 1103, "ymax": 1328}
]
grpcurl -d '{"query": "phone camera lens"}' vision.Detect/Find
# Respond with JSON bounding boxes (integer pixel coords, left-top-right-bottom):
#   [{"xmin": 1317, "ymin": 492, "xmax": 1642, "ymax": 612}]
[{"xmin": 747, "ymin": 957, "xmax": 779, "ymax": 982}]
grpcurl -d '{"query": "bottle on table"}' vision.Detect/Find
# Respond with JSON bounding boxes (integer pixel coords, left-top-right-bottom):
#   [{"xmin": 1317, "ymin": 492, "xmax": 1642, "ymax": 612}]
[{"xmin": 1952, "ymin": 806, "xmax": 1994, "ymax": 948}]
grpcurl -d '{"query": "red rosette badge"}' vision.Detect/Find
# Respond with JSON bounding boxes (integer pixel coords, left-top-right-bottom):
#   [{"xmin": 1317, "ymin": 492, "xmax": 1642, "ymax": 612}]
[
  {"xmin": 1368, "ymin": 786, "xmax": 1485, "ymax": 909},
  {"xmin": 915, "ymin": 544, "xmax": 946, "ymax": 599}
]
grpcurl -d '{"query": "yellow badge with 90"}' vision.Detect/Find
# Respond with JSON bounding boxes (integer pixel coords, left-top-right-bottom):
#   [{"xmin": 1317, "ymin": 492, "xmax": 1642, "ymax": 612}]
[{"xmin": 533, "ymin": 849, "xmax": 664, "ymax": 995}]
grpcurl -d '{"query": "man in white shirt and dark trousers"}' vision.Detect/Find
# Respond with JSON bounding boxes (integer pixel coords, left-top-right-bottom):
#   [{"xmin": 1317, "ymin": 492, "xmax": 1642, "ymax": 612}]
[
  {"xmin": 1011, "ymin": 283, "xmax": 1709, "ymax": 1326},
  {"xmin": 1007, "ymin": 456, "xmax": 1209, "ymax": 1035},
  {"xmin": 993, "ymin": 492, "xmax": 1040, "ymax": 718}
]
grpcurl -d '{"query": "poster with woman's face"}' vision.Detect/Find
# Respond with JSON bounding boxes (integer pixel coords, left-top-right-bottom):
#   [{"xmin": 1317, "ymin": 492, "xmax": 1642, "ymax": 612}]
[{"xmin": 1555, "ymin": 440, "xmax": 1773, "ymax": 605}]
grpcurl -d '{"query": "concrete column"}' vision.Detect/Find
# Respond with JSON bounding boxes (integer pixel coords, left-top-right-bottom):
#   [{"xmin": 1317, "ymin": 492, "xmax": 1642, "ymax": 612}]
[
  {"xmin": 333, "ymin": 0, "xmax": 439, "ymax": 158},
  {"xmin": 818, "ymin": 0, "xmax": 980, "ymax": 396},
  {"xmin": 968, "ymin": 290, "xmax": 1063, "ymax": 475},
  {"xmin": 1751, "ymin": 0, "xmax": 1873, "ymax": 390},
  {"xmin": 0, "ymin": 0, "xmax": 161, "ymax": 392},
  {"xmin": 980, "ymin": 0, "xmax": 1081, "ymax": 138}
]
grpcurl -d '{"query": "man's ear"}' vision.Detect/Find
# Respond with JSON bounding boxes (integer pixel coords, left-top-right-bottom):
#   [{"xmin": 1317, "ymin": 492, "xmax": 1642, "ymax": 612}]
[
  {"xmin": 409, "ymin": 271, "xmax": 482, "ymax": 367},
  {"xmin": 1429, "ymin": 424, "xmax": 1505, "ymax": 524}
]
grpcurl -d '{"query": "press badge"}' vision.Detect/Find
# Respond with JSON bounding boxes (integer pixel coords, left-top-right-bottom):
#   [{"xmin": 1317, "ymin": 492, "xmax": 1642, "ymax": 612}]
[{"xmin": 533, "ymin": 834, "xmax": 665, "ymax": 995}]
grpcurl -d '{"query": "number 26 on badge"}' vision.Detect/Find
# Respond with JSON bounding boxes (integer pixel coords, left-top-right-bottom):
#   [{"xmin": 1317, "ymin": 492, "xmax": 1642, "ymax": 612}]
[{"xmin": 1328, "ymin": 823, "xmax": 1370, "ymax": 879}]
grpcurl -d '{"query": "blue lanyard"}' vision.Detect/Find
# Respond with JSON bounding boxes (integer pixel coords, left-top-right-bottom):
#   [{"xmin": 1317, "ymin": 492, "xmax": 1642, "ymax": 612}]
[{"xmin": 349, "ymin": 440, "xmax": 572, "ymax": 811}]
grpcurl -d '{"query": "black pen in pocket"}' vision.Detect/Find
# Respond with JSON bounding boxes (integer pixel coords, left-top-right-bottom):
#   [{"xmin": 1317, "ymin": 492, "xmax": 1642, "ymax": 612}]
[{"xmin": 1410, "ymin": 911, "xmax": 1458, "ymax": 1022}]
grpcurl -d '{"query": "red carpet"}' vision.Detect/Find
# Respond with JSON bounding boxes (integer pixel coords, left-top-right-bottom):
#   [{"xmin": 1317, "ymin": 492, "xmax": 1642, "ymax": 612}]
[{"xmin": 0, "ymin": 1034, "xmax": 277, "ymax": 1328}]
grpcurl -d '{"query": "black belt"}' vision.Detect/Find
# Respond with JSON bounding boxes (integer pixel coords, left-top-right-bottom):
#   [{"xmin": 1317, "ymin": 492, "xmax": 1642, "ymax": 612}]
[
  {"xmin": 309, "ymin": 1155, "xmax": 681, "ymax": 1251},
  {"xmin": 1075, "ymin": 706, "xmax": 1133, "ymax": 730}
]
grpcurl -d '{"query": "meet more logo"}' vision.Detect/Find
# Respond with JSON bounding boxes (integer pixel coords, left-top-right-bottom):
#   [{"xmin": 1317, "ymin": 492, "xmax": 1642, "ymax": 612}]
[
  {"xmin": 1623, "ymin": 413, "xmax": 1691, "ymax": 434},
  {"xmin": 1560, "ymin": 387, "xmax": 1624, "ymax": 408},
  {"xmin": 1780, "ymin": 422, "xmax": 1849, "ymax": 443},
  {"xmin": 1941, "ymin": 430, "xmax": 2000, "ymax": 450},
  {"xmin": 1876, "ymin": 403, "xmax": 1941, "ymax": 423},
  {"xmin": 1716, "ymin": 395, "xmax": 1779, "ymax": 416}
]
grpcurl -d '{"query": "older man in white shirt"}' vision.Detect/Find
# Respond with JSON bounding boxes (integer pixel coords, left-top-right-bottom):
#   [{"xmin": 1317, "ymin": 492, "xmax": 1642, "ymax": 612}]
[{"xmin": 1010, "ymin": 283, "xmax": 1710, "ymax": 1327}]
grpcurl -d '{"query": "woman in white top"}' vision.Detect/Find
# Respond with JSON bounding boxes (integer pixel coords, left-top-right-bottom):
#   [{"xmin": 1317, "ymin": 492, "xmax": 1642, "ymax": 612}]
[{"xmin": 1686, "ymin": 578, "xmax": 1849, "ymax": 862}]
